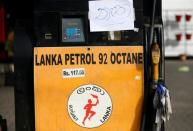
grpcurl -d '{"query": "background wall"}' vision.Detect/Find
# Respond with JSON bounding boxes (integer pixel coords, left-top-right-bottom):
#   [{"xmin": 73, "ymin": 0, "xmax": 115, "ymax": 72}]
[{"xmin": 163, "ymin": 0, "xmax": 193, "ymax": 57}]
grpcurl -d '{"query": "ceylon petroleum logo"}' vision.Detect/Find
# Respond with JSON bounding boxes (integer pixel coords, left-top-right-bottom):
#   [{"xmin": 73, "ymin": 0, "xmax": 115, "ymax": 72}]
[{"xmin": 67, "ymin": 84, "xmax": 112, "ymax": 128}]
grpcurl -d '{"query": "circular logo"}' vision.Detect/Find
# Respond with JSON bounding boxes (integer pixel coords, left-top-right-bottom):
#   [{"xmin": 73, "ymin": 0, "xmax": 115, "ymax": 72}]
[{"xmin": 68, "ymin": 84, "xmax": 112, "ymax": 128}]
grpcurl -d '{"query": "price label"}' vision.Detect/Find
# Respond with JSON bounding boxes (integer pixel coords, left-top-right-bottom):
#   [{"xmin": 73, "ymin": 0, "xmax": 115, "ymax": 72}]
[{"xmin": 62, "ymin": 68, "xmax": 85, "ymax": 78}]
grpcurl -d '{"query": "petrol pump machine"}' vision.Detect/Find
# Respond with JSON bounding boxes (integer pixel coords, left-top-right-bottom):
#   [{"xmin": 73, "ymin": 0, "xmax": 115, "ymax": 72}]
[
  {"xmin": 14, "ymin": 0, "xmax": 165, "ymax": 131},
  {"xmin": 33, "ymin": 0, "xmax": 144, "ymax": 130}
]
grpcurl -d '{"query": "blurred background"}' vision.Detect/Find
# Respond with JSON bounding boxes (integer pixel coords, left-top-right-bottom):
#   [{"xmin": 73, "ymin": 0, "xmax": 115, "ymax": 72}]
[{"xmin": 0, "ymin": 0, "xmax": 193, "ymax": 131}]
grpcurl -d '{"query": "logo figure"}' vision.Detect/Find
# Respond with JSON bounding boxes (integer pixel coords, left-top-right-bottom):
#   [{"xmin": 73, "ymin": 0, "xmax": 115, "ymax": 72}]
[
  {"xmin": 82, "ymin": 94, "xmax": 99, "ymax": 126},
  {"xmin": 68, "ymin": 84, "xmax": 112, "ymax": 128}
]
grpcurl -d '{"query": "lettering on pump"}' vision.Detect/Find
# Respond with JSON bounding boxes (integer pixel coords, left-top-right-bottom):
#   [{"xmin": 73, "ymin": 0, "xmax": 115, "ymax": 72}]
[
  {"xmin": 110, "ymin": 53, "xmax": 143, "ymax": 64},
  {"xmin": 64, "ymin": 53, "xmax": 96, "ymax": 65},
  {"xmin": 35, "ymin": 52, "xmax": 143, "ymax": 66},
  {"xmin": 100, "ymin": 106, "xmax": 112, "ymax": 123},
  {"xmin": 35, "ymin": 54, "xmax": 62, "ymax": 66}
]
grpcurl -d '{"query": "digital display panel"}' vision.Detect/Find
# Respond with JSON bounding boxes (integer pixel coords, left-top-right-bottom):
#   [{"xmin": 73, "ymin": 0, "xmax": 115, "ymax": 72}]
[{"xmin": 62, "ymin": 18, "xmax": 85, "ymax": 42}]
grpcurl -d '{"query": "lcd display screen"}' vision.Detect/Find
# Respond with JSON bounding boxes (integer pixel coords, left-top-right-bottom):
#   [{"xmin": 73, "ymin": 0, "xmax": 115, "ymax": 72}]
[{"xmin": 62, "ymin": 18, "xmax": 85, "ymax": 42}]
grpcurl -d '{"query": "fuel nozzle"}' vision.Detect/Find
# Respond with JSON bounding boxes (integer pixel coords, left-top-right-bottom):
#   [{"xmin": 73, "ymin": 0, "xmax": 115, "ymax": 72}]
[{"xmin": 151, "ymin": 32, "xmax": 160, "ymax": 82}]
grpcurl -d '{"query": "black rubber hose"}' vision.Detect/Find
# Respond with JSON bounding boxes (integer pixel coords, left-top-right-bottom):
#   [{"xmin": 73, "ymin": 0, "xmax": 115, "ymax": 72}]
[{"xmin": 149, "ymin": 0, "xmax": 157, "ymax": 45}]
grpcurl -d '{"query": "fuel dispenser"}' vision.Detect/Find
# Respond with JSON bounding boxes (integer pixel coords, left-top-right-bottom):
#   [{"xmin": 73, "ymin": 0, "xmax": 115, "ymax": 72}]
[{"xmin": 14, "ymin": 0, "xmax": 166, "ymax": 131}]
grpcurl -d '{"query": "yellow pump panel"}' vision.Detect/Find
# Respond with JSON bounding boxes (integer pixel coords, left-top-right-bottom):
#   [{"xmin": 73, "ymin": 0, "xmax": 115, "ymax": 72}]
[{"xmin": 34, "ymin": 46, "xmax": 144, "ymax": 131}]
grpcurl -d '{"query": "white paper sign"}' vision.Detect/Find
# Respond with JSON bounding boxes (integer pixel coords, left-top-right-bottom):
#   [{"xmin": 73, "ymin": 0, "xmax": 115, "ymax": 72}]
[{"xmin": 89, "ymin": 0, "xmax": 135, "ymax": 32}]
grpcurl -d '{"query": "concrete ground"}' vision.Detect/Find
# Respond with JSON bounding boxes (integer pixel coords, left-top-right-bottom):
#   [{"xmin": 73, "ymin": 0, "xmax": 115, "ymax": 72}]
[
  {"xmin": 165, "ymin": 60, "xmax": 193, "ymax": 131},
  {"xmin": 0, "ymin": 60, "xmax": 193, "ymax": 131},
  {"xmin": 0, "ymin": 87, "xmax": 15, "ymax": 131}
]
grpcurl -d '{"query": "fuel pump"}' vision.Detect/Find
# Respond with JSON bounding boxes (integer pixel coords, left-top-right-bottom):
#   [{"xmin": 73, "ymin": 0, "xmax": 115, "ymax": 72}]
[{"xmin": 14, "ymin": 0, "xmax": 167, "ymax": 131}]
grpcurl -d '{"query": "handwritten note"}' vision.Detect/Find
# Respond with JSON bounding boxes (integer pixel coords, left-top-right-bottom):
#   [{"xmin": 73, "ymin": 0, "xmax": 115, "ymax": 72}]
[{"xmin": 89, "ymin": 0, "xmax": 135, "ymax": 32}]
